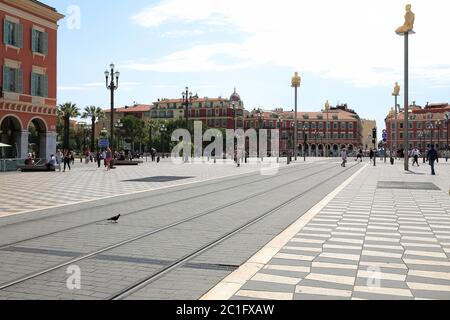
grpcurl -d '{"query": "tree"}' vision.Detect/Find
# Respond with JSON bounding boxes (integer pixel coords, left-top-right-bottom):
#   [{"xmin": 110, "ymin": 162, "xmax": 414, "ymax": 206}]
[
  {"xmin": 58, "ymin": 102, "xmax": 80, "ymax": 150},
  {"xmin": 82, "ymin": 106, "xmax": 104, "ymax": 152},
  {"xmin": 121, "ymin": 115, "xmax": 145, "ymax": 152}
]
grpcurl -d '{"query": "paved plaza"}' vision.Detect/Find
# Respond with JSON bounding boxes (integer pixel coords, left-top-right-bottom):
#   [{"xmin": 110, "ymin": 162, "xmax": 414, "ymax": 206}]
[
  {"xmin": 203, "ymin": 159, "xmax": 450, "ymax": 300},
  {"xmin": 0, "ymin": 157, "xmax": 318, "ymax": 218},
  {"xmin": 0, "ymin": 157, "xmax": 449, "ymax": 300}
]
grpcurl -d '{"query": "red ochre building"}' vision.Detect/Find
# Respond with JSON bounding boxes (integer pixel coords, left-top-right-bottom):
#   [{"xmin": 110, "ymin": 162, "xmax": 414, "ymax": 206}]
[
  {"xmin": 0, "ymin": 0, "xmax": 63, "ymax": 159},
  {"xmin": 245, "ymin": 104, "xmax": 363, "ymax": 156},
  {"xmin": 385, "ymin": 102, "xmax": 450, "ymax": 153}
]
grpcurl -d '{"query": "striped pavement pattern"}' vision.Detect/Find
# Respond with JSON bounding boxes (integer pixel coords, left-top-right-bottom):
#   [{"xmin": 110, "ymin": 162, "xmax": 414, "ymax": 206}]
[{"xmin": 232, "ymin": 165, "xmax": 450, "ymax": 300}]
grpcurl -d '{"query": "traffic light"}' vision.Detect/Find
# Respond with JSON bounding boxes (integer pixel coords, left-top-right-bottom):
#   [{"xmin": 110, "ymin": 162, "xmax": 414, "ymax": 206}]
[{"xmin": 372, "ymin": 128, "xmax": 377, "ymax": 140}]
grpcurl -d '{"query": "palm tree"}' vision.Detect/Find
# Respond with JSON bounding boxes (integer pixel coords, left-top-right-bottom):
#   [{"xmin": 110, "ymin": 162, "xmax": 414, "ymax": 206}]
[
  {"xmin": 82, "ymin": 106, "xmax": 105, "ymax": 152},
  {"xmin": 58, "ymin": 102, "xmax": 80, "ymax": 150}
]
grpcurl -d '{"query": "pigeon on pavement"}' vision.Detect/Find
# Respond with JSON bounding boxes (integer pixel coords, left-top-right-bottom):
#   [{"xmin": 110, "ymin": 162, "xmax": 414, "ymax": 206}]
[{"xmin": 107, "ymin": 214, "xmax": 121, "ymax": 223}]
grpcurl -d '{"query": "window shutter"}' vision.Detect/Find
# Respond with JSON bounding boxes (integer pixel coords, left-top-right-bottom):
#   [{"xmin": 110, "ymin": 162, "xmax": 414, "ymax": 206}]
[
  {"xmin": 30, "ymin": 73, "xmax": 36, "ymax": 96},
  {"xmin": 3, "ymin": 19, "xmax": 8, "ymax": 44},
  {"xmin": 42, "ymin": 32, "xmax": 48, "ymax": 55},
  {"xmin": 3, "ymin": 66, "xmax": 10, "ymax": 92},
  {"xmin": 15, "ymin": 23, "xmax": 23, "ymax": 48},
  {"xmin": 42, "ymin": 74, "xmax": 48, "ymax": 97},
  {"xmin": 31, "ymin": 29, "xmax": 36, "ymax": 52},
  {"xmin": 16, "ymin": 69, "xmax": 23, "ymax": 93}
]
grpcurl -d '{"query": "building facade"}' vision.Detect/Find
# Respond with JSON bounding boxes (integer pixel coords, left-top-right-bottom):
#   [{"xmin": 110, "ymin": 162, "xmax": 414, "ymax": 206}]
[
  {"xmin": 385, "ymin": 102, "xmax": 450, "ymax": 153},
  {"xmin": 244, "ymin": 104, "xmax": 363, "ymax": 156},
  {"xmin": 0, "ymin": 0, "xmax": 63, "ymax": 159},
  {"xmin": 151, "ymin": 89, "xmax": 245, "ymax": 129}
]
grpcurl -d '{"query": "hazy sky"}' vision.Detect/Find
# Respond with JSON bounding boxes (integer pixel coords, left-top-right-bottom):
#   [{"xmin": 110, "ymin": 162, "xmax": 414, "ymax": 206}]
[{"xmin": 46, "ymin": 0, "xmax": 450, "ymax": 134}]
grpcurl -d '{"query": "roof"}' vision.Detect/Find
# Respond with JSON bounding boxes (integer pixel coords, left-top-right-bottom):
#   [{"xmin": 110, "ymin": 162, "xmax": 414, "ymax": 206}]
[
  {"xmin": 155, "ymin": 97, "xmax": 229, "ymax": 104},
  {"xmin": 103, "ymin": 104, "xmax": 152, "ymax": 113},
  {"xmin": 246, "ymin": 109, "xmax": 359, "ymax": 121},
  {"xmin": 29, "ymin": 0, "xmax": 56, "ymax": 11}
]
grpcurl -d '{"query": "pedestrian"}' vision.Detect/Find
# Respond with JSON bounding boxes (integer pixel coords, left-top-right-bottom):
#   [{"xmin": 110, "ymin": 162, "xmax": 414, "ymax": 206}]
[
  {"xmin": 369, "ymin": 148, "xmax": 374, "ymax": 162},
  {"xmin": 45, "ymin": 154, "xmax": 57, "ymax": 171},
  {"xmin": 341, "ymin": 148, "xmax": 347, "ymax": 167},
  {"xmin": 426, "ymin": 145, "xmax": 439, "ymax": 175},
  {"xmin": 56, "ymin": 149, "xmax": 63, "ymax": 172},
  {"xmin": 356, "ymin": 148, "xmax": 363, "ymax": 162},
  {"xmin": 96, "ymin": 151, "xmax": 102, "ymax": 168},
  {"xmin": 105, "ymin": 147, "xmax": 113, "ymax": 171},
  {"xmin": 70, "ymin": 151, "xmax": 75, "ymax": 165},
  {"xmin": 63, "ymin": 149, "xmax": 71, "ymax": 172},
  {"xmin": 411, "ymin": 147, "xmax": 420, "ymax": 167}
]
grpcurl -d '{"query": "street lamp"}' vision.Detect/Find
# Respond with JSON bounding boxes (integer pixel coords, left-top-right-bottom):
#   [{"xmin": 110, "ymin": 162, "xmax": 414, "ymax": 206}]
[
  {"xmin": 277, "ymin": 115, "xmax": 282, "ymax": 162},
  {"xmin": 392, "ymin": 82, "xmax": 400, "ymax": 158},
  {"xmin": 114, "ymin": 119, "xmax": 123, "ymax": 151},
  {"xmin": 291, "ymin": 72, "xmax": 301, "ymax": 161},
  {"xmin": 256, "ymin": 109, "xmax": 263, "ymax": 160},
  {"xmin": 182, "ymin": 87, "xmax": 193, "ymax": 131},
  {"xmin": 325, "ymin": 101, "xmax": 330, "ymax": 157},
  {"xmin": 105, "ymin": 63, "xmax": 120, "ymax": 155},
  {"xmin": 160, "ymin": 124, "xmax": 167, "ymax": 158},
  {"xmin": 418, "ymin": 130, "xmax": 425, "ymax": 163},
  {"xmin": 435, "ymin": 120, "xmax": 442, "ymax": 152},
  {"xmin": 445, "ymin": 112, "xmax": 450, "ymax": 161}
]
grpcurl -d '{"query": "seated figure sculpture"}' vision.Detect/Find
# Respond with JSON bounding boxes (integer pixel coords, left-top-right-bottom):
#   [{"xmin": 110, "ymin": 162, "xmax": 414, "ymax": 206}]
[{"xmin": 396, "ymin": 4, "xmax": 415, "ymax": 34}]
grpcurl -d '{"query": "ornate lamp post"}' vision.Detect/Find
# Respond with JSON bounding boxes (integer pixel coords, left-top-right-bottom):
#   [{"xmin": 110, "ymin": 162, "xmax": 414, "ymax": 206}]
[
  {"xmin": 104, "ymin": 64, "xmax": 120, "ymax": 155},
  {"xmin": 291, "ymin": 72, "xmax": 301, "ymax": 161},
  {"xmin": 445, "ymin": 112, "xmax": 450, "ymax": 161},
  {"xmin": 325, "ymin": 100, "xmax": 330, "ymax": 157},
  {"xmin": 277, "ymin": 115, "xmax": 282, "ymax": 162},
  {"xmin": 114, "ymin": 119, "xmax": 123, "ymax": 151},
  {"xmin": 392, "ymin": 83, "xmax": 400, "ymax": 158},
  {"xmin": 396, "ymin": 4, "xmax": 415, "ymax": 171},
  {"xmin": 435, "ymin": 120, "xmax": 442, "ymax": 152},
  {"xmin": 256, "ymin": 109, "xmax": 263, "ymax": 160},
  {"xmin": 182, "ymin": 87, "xmax": 193, "ymax": 130}
]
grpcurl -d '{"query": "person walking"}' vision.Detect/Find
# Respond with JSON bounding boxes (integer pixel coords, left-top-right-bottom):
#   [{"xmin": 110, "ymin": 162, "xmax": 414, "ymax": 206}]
[
  {"xmin": 105, "ymin": 147, "xmax": 113, "ymax": 171},
  {"xmin": 369, "ymin": 148, "xmax": 374, "ymax": 162},
  {"xmin": 356, "ymin": 148, "xmax": 363, "ymax": 162},
  {"xmin": 411, "ymin": 147, "xmax": 420, "ymax": 167},
  {"xmin": 63, "ymin": 149, "xmax": 71, "ymax": 172},
  {"xmin": 56, "ymin": 149, "xmax": 63, "ymax": 172},
  {"xmin": 426, "ymin": 144, "xmax": 439, "ymax": 175},
  {"xmin": 341, "ymin": 148, "xmax": 348, "ymax": 167},
  {"xmin": 96, "ymin": 151, "xmax": 102, "ymax": 168}
]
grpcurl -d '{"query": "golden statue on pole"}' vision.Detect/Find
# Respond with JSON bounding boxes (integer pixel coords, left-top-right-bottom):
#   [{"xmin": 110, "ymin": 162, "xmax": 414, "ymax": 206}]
[
  {"xmin": 396, "ymin": 4, "xmax": 415, "ymax": 34},
  {"xmin": 291, "ymin": 72, "xmax": 301, "ymax": 88},
  {"xmin": 392, "ymin": 82, "xmax": 400, "ymax": 96}
]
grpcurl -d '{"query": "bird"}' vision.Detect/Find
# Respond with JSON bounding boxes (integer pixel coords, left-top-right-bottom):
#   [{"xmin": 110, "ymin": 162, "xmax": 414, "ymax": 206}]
[{"xmin": 107, "ymin": 214, "xmax": 121, "ymax": 223}]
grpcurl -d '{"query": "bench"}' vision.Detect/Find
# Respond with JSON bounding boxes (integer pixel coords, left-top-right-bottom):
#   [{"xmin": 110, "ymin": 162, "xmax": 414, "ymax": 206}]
[{"xmin": 17, "ymin": 165, "xmax": 56, "ymax": 172}]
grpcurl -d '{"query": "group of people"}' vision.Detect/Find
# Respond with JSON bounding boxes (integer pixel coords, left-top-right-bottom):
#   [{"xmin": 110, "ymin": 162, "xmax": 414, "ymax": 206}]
[{"xmin": 338, "ymin": 145, "xmax": 443, "ymax": 175}]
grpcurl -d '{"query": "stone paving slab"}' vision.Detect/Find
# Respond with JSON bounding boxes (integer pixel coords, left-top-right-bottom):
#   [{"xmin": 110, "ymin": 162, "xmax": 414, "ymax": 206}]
[{"xmin": 212, "ymin": 161, "xmax": 450, "ymax": 300}]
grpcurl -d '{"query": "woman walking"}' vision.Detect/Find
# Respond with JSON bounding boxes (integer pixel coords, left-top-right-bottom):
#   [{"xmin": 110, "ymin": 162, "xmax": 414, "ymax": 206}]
[
  {"xmin": 63, "ymin": 149, "xmax": 71, "ymax": 172},
  {"xmin": 105, "ymin": 147, "xmax": 113, "ymax": 171}
]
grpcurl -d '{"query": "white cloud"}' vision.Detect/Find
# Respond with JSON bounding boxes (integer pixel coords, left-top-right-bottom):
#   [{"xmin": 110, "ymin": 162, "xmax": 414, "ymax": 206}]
[{"xmin": 128, "ymin": 0, "xmax": 450, "ymax": 88}]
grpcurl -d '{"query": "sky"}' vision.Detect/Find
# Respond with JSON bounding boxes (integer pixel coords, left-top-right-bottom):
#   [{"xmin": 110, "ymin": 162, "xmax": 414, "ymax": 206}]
[{"xmin": 45, "ymin": 0, "xmax": 450, "ymax": 135}]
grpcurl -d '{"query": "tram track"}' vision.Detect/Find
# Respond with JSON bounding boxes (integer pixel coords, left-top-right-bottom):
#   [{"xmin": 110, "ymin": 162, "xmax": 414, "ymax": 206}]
[
  {"xmin": 0, "ymin": 162, "xmax": 357, "ymax": 292},
  {"xmin": 111, "ymin": 163, "xmax": 360, "ymax": 299},
  {"xmin": 0, "ymin": 161, "xmax": 332, "ymax": 250}
]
